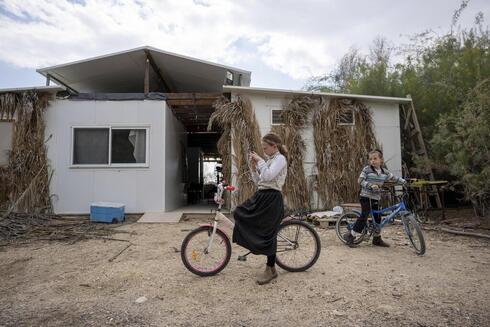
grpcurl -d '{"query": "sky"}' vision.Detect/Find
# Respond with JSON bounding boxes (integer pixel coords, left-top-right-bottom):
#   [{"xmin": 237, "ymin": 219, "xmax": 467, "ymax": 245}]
[{"xmin": 0, "ymin": 0, "xmax": 488, "ymax": 90}]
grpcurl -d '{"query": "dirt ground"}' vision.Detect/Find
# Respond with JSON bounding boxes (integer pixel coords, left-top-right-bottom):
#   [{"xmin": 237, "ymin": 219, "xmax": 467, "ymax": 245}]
[{"xmin": 1, "ymin": 213, "xmax": 490, "ymax": 327}]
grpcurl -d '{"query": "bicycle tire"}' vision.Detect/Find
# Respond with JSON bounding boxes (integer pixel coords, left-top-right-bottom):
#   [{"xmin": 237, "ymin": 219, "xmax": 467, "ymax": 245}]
[
  {"xmin": 181, "ymin": 226, "xmax": 231, "ymax": 276},
  {"xmin": 276, "ymin": 220, "xmax": 321, "ymax": 272},
  {"xmin": 335, "ymin": 212, "xmax": 366, "ymax": 245},
  {"xmin": 402, "ymin": 214, "xmax": 426, "ymax": 255}
]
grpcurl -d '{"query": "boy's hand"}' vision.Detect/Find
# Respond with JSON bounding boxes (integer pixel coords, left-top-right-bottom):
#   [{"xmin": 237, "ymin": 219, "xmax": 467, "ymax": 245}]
[{"xmin": 371, "ymin": 184, "xmax": 380, "ymax": 191}]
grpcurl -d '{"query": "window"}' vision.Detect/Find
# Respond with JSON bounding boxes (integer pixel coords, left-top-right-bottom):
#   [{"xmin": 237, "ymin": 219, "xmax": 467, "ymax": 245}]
[
  {"xmin": 271, "ymin": 109, "xmax": 284, "ymax": 125},
  {"xmin": 337, "ymin": 109, "xmax": 355, "ymax": 125},
  {"xmin": 0, "ymin": 121, "xmax": 14, "ymax": 166},
  {"xmin": 225, "ymin": 71, "xmax": 234, "ymax": 85},
  {"xmin": 111, "ymin": 129, "xmax": 147, "ymax": 164},
  {"xmin": 72, "ymin": 127, "xmax": 149, "ymax": 167}
]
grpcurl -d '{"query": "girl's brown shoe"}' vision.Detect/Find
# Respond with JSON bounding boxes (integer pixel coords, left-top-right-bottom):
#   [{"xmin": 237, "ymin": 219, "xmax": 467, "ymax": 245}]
[{"xmin": 256, "ymin": 266, "xmax": 278, "ymax": 285}]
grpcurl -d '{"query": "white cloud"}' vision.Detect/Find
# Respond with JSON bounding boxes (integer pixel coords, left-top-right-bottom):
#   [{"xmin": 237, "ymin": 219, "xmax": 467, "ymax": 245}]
[
  {"xmin": 257, "ymin": 33, "xmax": 335, "ymax": 79},
  {"xmin": 0, "ymin": 0, "xmax": 488, "ymax": 83}
]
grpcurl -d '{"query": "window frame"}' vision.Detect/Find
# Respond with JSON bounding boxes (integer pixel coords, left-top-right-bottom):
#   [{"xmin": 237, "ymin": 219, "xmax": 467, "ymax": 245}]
[
  {"xmin": 337, "ymin": 108, "xmax": 355, "ymax": 126},
  {"xmin": 225, "ymin": 70, "xmax": 234, "ymax": 85},
  {"xmin": 270, "ymin": 109, "xmax": 285, "ymax": 126},
  {"xmin": 70, "ymin": 125, "xmax": 150, "ymax": 168}
]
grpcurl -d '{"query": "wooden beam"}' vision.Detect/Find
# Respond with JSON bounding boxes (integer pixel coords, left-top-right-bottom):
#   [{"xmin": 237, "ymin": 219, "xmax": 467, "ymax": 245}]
[
  {"xmin": 144, "ymin": 49, "xmax": 173, "ymax": 92},
  {"xmin": 144, "ymin": 59, "xmax": 150, "ymax": 95},
  {"xmin": 46, "ymin": 73, "xmax": 78, "ymax": 94},
  {"xmin": 185, "ymin": 125, "xmax": 212, "ymax": 133},
  {"xmin": 172, "ymin": 109, "xmax": 214, "ymax": 115},
  {"xmin": 164, "ymin": 93, "xmax": 222, "ymax": 99},
  {"xmin": 167, "ymin": 98, "xmax": 217, "ymax": 106}
]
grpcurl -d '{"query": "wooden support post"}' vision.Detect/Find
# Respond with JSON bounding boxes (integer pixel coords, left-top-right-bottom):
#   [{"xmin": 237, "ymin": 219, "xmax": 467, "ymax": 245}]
[
  {"xmin": 402, "ymin": 96, "xmax": 442, "ymax": 209},
  {"xmin": 45, "ymin": 73, "xmax": 78, "ymax": 94},
  {"xmin": 144, "ymin": 49, "xmax": 173, "ymax": 92},
  {"xmin": 144, "ymin": 58, "xmax": 150, "ymax": 95}
]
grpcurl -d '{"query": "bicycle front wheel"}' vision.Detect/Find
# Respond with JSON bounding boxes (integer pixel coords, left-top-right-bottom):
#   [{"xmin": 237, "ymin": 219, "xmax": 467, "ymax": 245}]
[
  {"xmin": 181, "ymin": 226, "xmax": 231, "ymax": 276},
  {"xmin": 335, "ymin": 212, "xmax": 366, "ymax": 245},
  {"xmin": 402, "ymin": 214, "xmax": 426, "ymax": 255},
  {"xmin": 276, "ymin": 220, "xmax": 321, "ymax": 272}
]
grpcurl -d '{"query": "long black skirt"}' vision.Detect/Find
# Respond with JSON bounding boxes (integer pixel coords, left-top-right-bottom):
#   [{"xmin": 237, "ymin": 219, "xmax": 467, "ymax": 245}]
[{"xmin": 232, "ymin": 189, "xmax": 284, "ymax": 256}]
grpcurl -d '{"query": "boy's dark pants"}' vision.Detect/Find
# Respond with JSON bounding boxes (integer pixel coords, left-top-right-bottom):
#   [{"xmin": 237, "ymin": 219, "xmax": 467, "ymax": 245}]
[{"xmin": 352, "ymin": 197, "xmax": 381, "ymax": 235}]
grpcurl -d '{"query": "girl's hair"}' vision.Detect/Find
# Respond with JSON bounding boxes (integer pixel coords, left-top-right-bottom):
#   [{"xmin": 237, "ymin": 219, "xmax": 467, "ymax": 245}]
[
  {"xmin": 262, "ymin": 133, "xmax": 288, "ymax": 159},
  {"xmin": 368, "ymin": 149, "xmax": 383, "ymax": 159}
]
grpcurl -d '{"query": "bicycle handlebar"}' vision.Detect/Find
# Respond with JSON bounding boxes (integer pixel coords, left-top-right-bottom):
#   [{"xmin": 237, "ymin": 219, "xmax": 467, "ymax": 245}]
[{"xmin": 214, "ymin": 181, "xmax": 236, "ymax": 207}]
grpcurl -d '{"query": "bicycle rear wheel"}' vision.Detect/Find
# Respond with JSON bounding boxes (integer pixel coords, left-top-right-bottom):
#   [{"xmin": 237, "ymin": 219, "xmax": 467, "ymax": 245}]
[
  {"xmin": 276, "ymin": 220, "xmax": 321, "ymax": 272},
  {"xmin": 335, "ymin": 212, "xmax": 366, "ymax": 245},
  {"xmin": 402, "ymin": 214, "xmax": 426, "ymax": 255},
  {"xmin": 181, "ymin": 226, "xmax": 231, "ymax": 276}
]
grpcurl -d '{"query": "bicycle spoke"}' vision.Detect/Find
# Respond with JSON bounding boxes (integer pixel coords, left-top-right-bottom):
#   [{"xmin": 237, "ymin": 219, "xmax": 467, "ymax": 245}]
[
  {"xmin": 277, "ymin": 224, "xmax": 317, "ymax": 269},
  {"xmin": 183, "ymin": 228, "xmax": 229, "ymax": 273}
]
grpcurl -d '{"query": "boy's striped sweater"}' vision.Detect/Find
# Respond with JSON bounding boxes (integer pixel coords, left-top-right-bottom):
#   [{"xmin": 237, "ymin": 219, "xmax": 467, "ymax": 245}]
[{"xmin": 358, "ymin": 165, "xmax": 406, "ymax": 200}]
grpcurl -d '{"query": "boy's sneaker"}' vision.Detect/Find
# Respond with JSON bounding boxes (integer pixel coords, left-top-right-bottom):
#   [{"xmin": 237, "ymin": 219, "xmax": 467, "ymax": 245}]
[
  {"xmin": 343, "ymin": 231, "xmax": 355, "ymax": 247},
  {"xmin": 373, "ymin": 236, "xmax": 390, "ymax": 247}
]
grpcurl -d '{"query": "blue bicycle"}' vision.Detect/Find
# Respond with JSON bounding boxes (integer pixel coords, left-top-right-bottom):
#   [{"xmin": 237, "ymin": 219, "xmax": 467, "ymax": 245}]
[{"xmin": 335, "ymin": 186, "xmax": 426, "ymax": 255}]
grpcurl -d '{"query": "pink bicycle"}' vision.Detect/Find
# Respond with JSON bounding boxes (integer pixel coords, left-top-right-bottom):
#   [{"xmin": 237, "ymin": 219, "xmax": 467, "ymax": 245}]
[{"xmin": 181, "ymin": 181, "xmax": 321, "ymax": 276}]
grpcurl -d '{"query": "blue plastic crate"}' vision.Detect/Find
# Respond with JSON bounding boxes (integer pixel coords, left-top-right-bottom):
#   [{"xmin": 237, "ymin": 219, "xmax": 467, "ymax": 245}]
[{"xmin": 90, "ymin": 202, "xmax": 125, "ymax": 223}]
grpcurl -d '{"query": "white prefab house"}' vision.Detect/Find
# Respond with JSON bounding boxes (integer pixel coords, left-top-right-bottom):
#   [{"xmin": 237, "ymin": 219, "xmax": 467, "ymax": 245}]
[
  {"xmin": 0, "ymin": 46, "xmax": 411, "ymax": 215},
  {"xmin": 224, "ymin": 86, "xmax": 407, "ymax": 176}
]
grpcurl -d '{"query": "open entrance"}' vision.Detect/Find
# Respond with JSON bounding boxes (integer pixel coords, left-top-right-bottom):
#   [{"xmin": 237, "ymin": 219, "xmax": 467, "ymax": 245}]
[
  {"xmin": 187, "ymin": 134, "xmax": 222, "ymax": 206},
  {"xmin": 166, "ymin": 93, "xmax": 228, "ymax": 211}
]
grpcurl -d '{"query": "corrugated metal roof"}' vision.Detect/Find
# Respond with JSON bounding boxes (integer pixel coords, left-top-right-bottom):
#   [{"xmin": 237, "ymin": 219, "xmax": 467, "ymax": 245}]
[{"xmin": 36, "ymin": 46, "xmax": 251, "ymax": 93}]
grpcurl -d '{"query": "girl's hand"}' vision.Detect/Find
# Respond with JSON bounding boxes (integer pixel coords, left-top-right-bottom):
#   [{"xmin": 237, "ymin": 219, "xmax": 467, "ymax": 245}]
[
  {"xmin": 250, "ymin": 157, "xmax": 257, "ymax": 170},
  {"xmin": 250, "ymin": 151, "xmax": 262, "ymax": 162}
]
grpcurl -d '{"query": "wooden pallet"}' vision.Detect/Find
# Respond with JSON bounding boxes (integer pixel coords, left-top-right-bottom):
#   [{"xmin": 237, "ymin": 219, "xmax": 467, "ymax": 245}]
[
  {"xmin": 341, "ymin": 203, "xmax": 361, "ymax": 212},
  {"xmin": 316, "ymin": 217, "xmax": 339, "ymax": 229}
]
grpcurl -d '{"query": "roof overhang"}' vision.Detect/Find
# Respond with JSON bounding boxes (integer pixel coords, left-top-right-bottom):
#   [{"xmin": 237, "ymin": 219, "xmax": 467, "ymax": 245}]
[
  {"xmin": 223, "ymin": 86, "xmax": 412, "ymax": 104},
  {"xmin": 0, "ymin": 85, "xmax": 65, "ymax": 94},
  {"xmin": 37, "ymin": 46, "xmax": 251, "ymax": 94}
]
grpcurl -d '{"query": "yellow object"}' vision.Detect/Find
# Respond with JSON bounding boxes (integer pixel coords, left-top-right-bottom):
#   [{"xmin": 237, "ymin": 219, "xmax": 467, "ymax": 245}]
[
  {"xmin": 191, "ymin": 250, "xmax": 199, "ymax": 261},
  {"xmin": 408, "ymin": 179, "xmax": 448, "ymax": 188}
]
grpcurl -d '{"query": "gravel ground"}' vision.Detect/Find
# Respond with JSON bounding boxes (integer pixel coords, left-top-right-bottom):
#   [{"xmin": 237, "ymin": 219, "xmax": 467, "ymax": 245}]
[{"xmin": 1, "ymin": 216, "xmax": 489, "ymax": 327}]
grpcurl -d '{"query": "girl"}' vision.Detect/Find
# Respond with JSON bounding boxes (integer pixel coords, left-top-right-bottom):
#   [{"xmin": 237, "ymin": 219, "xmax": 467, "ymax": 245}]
[
  {"xmin": 232, "ymin": 133, "xmax": 288, "ymax": 285},
  {"xmin": 343, "ymin": 149, "xmax": 406, "ymax": 247}
]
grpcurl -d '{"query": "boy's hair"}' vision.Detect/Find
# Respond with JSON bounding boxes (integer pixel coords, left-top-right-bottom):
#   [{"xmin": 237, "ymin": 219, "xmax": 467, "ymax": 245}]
[{"xmin": 368, "ymin": 149, "xmax": 383, "ymax": 158}]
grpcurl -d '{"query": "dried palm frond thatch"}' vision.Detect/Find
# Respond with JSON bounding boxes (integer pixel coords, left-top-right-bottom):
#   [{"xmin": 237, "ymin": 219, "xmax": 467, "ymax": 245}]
[
  {"xmin": 272, "ymin": 96, "xmax": 318, "ymax": 211},
  {"xmin": 209, "ymin": 96, "xmax": 263, "ymax": 205},
  {"xmin": 0, "ymin": 91, "xmax": 53, "ymax": 213},
  {"xmin": 313, "ymin": 98, "xmax": 378, "ymax": 208}
]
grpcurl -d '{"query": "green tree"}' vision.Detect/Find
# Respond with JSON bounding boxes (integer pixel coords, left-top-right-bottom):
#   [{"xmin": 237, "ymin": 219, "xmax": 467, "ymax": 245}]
[
  {"xmin": 430, "ymin": 79, "xmax": 490, "ymax": 216},
  {"xmin": 306, "ymin": 37, "xmax": 402, "ymax": 97},
  {"xmin": 305, "ymin": 2, "xmax": 490, "ymax": 215}
]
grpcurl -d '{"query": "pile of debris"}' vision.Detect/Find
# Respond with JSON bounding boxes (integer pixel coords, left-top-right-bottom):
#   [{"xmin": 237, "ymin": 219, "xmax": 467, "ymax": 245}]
[{"xmin": 0, "ymin": 212, "xmax": 126, "ymax": 245}]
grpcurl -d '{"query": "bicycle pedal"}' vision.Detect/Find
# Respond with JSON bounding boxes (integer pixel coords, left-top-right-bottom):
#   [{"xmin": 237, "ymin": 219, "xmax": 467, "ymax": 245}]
[{"xmin": 237, "ymin": 255, "xmax": 247, "ymax": 261}]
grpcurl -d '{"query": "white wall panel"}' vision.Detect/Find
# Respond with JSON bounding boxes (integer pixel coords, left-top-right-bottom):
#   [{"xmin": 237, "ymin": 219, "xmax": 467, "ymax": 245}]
[{"xmin": 45, "ymin": 99, "xmax": 165, "ymax": 214}]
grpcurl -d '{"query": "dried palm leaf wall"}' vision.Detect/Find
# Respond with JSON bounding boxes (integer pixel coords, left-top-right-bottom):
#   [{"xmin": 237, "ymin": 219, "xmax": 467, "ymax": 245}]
[
  {"xmin": 272, "ymin": 96, "xmax": 317, "ymax": 211},
  {"xmin": 210, "ymin": 94, "xmax": 378, "ymax": 210},
  {"xmin": 209, "ymin": 96, "xmax": 263, "ymax": 205},
  {"xmin": 313, "ymin": 98, "xmax": 378, "ymax": 208},
  {"xmin": 0, "ymin": 91, "xmax": 52, "ymax": 213}
]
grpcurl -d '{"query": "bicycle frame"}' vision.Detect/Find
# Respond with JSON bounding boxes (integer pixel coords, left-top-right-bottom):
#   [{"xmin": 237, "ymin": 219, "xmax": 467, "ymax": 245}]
[
  {"xmin": 202, "ymin": 181, "xmax": 298, "ymax": 253},
  {"xmin": 369, "ymin": 200, "xmax": 409, "ymax": 230},
  {"xmin": 203, "ymin": 182, "xmax": 235, "ymax": 252}
]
